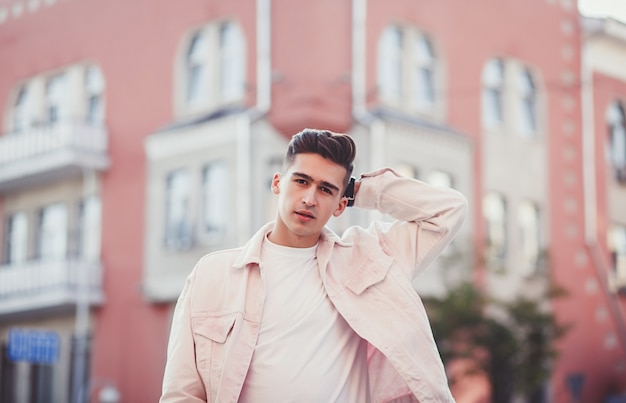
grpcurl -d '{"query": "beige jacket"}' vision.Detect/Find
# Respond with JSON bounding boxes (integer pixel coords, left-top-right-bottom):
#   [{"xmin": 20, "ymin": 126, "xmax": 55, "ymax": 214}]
[{"xmin": 160, "ymin": 168, "xmax": 468, "ymax": 403}]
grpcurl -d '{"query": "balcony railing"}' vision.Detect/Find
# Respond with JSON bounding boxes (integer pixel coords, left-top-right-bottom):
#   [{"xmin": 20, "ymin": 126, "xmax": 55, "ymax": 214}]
[
  {"xmin": 0, "ymin": 121, "xmax": 110, "ymax": 192},
  {"xmin": 0, "ymin": 259, "xmax": 104, "ymax": 317}
]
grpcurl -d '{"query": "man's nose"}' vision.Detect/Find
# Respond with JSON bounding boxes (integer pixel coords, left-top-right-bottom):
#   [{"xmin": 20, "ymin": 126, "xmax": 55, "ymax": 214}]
[{"xmin": 302, "ymin": 187, "xmax": 317, "ymax": 206}]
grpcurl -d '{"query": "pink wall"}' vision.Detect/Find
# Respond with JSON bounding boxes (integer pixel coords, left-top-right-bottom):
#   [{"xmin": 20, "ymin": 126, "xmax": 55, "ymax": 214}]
[{"xmin": 1, "ymin": 0, "xmax": 624, "ymax": 401}]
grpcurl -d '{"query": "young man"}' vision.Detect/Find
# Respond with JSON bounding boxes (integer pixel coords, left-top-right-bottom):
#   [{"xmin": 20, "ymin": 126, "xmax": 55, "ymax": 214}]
[{"xmin": 160, "ymin": 128, "xmax": 468, "ymax": 403}]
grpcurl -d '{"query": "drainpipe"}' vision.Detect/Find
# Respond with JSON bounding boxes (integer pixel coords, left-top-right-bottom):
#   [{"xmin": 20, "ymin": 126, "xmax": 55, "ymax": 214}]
[
  {"xmin": 581, "ymin": 37, "xmax": 626, "ymax": 353},
  {"xmin": 71, "ymin": 168, "xmax": 97, "ymax": 403},
  {"xmin": 236, "ymin": 114, "xmax": 252, "ymax": 243},
  {"xmin": 351, "ymin": 0, "xmax": 386, "ymax": 168},
  {"xmin": 352, "ymin": 0, "xmax": 386, "ymax": 222},
  {"xmin": 237, "ymin": 0, "xmax": 270, "ymax": 238},
  {"xmin": 256, "ymin": 0, "xmax": 271, "ymax": 115}
]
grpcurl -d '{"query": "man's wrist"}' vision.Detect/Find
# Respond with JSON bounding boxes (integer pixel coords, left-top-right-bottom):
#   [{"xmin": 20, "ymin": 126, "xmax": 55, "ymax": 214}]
[{"xmin": 344, "ymin": 176, "xmax": 356, "ymax": 207}]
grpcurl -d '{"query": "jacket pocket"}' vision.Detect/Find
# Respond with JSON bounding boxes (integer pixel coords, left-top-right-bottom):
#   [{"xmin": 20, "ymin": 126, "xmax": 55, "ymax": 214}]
[
  {"xmin": 344, "ymin": 253, "xmax": 393, "ymax": 295},
  {"xmin": 191, "ymin": 313, "xmax": 237, "ymax": 400}
]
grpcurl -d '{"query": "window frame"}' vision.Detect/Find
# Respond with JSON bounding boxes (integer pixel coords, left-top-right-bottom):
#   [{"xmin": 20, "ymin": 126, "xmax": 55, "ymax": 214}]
[
  {"xmin": 178, "ymin": 20, "xmax": 247, "ymax": 117},
  {"xmin": 609, "ymin": 224, "xmax": 626, "ymax": 281},
  {"xmin": 607, "ymin": 101, "xmax": 626, "ymax": 183},
  {"xmin": 164, "ymin": 169, "xmax": 194, "ymax": 250},
  {"xmin": 45, "ymin": 73, "xmax": 68, "ymax": 125},
  {"xmin": 201, "ymin": 160, "xmax": 230, "ymax": 243},
  {"xmin": 37, "ymin": 203, "xmax": 68, "ymax": 261},
  {"xmin": 85, "ymin": 66, "xmax": 105, "ymax": 125},
  {"xmin": 377, "ymin": 25, "xmax": 441, "ymax": 114},
  {"xmin": 482, "ymin": 58, "xmax": 505, "ymax": 127},
  {"xmin": 4, "ymin": 212, "xmax": 29, "ymax": 265},
  {"xmin": 483, "ymin": 192, "xmax": 508, "ymax": 267},
  {"xmin": 519, "ymin": 68, "xmax": 538, "ymax": 136},
  {"xmin": 518, "ymin": 199, "xmax": 542, "ymax": 275}
]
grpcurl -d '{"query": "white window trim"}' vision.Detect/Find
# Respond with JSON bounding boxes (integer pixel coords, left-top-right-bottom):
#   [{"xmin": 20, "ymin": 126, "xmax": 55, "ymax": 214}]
[
  {"xmin": 518, "ymin": 200, "xmax": 541, "ymax": 275},
  {"xmin": 5, "ymin": 212, "xmax": 29, "ymax": 265},
  {"xmin": 164, "ymin": 169, "xmax": 194, "ymax": 250},
  {"xmin": 175, "ymin": 20, "xmax": 247, "ymax": 119},
  {"xmin": 201, "ymin": 160, "xmax": 230, "ymax": 243},
  {"xmin": 518, "ymin": 68, "xmax": 538, "ymax": 136},
  {"xmin": 483, "ymin": 192, "xmax": 508, "ymax": 267},
  {"xmin": 377, "ymin": 24, "xmax": 444, "ymax": 119},
  {"xmin": 607, "ymin": 102, "xmax": 626, "ymax": 183},
  {"xmin": 482, "ymin": 58, "xmax": 505, "ymax": 128},
  {"xmin": 8, "ymin": 64, "xmax": 106, "ymax": 133},
  {"xmin": 38, "ymin": 203, "xmax": 68, "ymax": 261}
]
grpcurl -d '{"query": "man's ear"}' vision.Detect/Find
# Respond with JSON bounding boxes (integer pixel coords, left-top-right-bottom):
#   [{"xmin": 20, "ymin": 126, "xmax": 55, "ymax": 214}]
[
  {"xmin": 332, "ymin": 198, "xmax": 348, "ymax": 217},
  {"xmin": 271, "ymin": 172, "xmax": 281, "ymax": 194}
]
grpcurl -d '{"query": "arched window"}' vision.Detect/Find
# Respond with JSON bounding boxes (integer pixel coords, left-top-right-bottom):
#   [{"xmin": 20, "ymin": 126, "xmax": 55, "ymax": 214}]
[
  {"xmin": 378, "ymin": 26, "xmax": 403, "ymax": 102},
  {"xmin": 180, "ymin": 21, "xmax": 246, "ymax": 115},
  {"xmin": 607, "ymin": 101, "xmax": 626, "ymax": 183},
  {"xmin": 219, "ymin": 22, "xmax": 245, "ymax": 102},
  {"xmin": 85, "ymin": 66, "xmax": 105, "ymax": 125},
  {"xmin": 46, "ymin": 73, "xmax": 69, "ymax": 124},
  {"xmin": 13, "ymin": 85, "xmax": 32, "ymax": 133},
  {"xmin": 482, "ymin": 59, "xmax": 505, "ymax": 127},
  {"xmin": 519, "ymin": 68, "xmax": 538, "ymax": 135},
  {"xmin": 414, "ymin": 35, "xmax": 436, "ymax": 108},
  {"xmin": 186, "ymin": 31, "xmax": 209, "ymax": 106}
]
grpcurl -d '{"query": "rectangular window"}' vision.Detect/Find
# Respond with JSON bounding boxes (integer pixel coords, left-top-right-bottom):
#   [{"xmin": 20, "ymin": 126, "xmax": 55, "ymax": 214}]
[
  {"xmin": 609, "ymin": 224, "xmax": 626, "ymax": 281},
  {"xmin": 4, "ymin": 212, "xmax": 28, "ymax": 265},
  {"xmin": 37, "ymin": 203, "xmax": 68, "ymax": 261},
  {"xmin": 483, "ymin": 192, "xmax": 507, "ymax": 266},
  {"xmin": 394, "ymin": 163, "xmax": 418, "ymax": 180},
  {"xmin": 519, "ymin": 200, "xmax": 541, "ymax": 275},
  {"xmin": 77, "ymin": 196, "xmax": 102, "ymax": 260},
  {"xmin": 608, "ymin": 102, "xmax": 626, "ymax": 183},
  {"xmin": 46, "ymin": 74, "xmax": 68, "ymax": 125},
  {"xmin": 202, "ymin": 161, "xmax": 229, "ymax": 240},
  {"xmin": 426, "ymin": 170, "xmax": 453, "ymax": 189},
  {"xmin": 165, "ymin": 169, "xmax": 193, "ymax": 250},
  {"xmin": 1, "ymin": 343, "xmax": 54, "ymax": 403}
]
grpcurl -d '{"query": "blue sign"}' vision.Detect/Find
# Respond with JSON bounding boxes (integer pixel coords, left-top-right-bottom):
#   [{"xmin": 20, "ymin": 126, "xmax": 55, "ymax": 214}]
[
  {"xmin": 566, "ymin": 373, "xmax": 585, "ymax": 402},
  {"xmin": 7, "ymin": 328, "xmax": 60, "ymax": 365}
]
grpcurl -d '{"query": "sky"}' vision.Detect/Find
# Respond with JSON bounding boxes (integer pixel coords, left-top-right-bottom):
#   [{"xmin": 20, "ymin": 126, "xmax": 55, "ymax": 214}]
[{"xmin": 578, "ymin": 0, "xmax": 626, "ymax": 23}]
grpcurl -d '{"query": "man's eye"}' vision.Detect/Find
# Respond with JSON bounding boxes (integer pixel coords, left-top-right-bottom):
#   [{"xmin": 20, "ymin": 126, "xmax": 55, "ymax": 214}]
[
  {"xmin": 321, "ymin": 187, "xmax": 333, "ymax": 195},
  {"xmin": 295, "ymin": 179, "xmax": 307, "ymax": 184}
]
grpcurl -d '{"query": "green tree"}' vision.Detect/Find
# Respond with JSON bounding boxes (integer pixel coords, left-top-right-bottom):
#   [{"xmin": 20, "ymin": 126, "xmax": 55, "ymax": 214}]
[{"xmin": 425, "ymin": 282, "xmax": 569, "ymax": 403}]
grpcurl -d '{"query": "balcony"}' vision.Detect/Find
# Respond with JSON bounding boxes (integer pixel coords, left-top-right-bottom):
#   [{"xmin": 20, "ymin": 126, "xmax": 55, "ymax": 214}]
[
  {"xmin": 0, "ymin": 259, "xmax": 104, "ymax": 318},
  {"xmin": 0, "ymin": 122, "xmax": 110, "ymax": 192}
]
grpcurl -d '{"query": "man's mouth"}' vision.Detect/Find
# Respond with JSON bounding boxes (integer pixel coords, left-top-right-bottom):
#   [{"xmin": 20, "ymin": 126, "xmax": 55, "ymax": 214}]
[{"xmin": 295, "ymin": 210, "xmax": 315, "ymax": 220}]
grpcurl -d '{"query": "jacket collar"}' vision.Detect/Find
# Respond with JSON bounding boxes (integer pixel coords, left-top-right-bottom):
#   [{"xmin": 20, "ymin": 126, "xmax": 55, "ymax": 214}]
[{"xmin": 232, "ymin": 222, "xmax": 351, "ymax": 269}]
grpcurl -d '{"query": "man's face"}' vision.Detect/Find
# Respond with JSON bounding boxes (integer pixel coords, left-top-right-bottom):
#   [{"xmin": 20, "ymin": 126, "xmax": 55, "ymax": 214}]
[{"xmin": 269, "ymin": 153, "xmax": 348, "ymax": 248}]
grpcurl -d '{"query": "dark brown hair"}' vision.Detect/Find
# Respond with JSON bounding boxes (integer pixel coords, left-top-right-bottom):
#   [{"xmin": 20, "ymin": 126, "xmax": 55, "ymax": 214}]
[{"xmin": 283, "ymin": 128, "xmax": 356, "ymax": 189}]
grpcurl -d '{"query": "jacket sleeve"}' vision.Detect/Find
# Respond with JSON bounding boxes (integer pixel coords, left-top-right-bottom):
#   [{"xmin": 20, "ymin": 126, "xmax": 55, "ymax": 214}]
[
  {"xmin": 354, "ymin": 168, "xmax": 468, "ymax": 280},
  {"xmin": 160, "ymin": 269, "xmax": 208, "ymax": 403}
]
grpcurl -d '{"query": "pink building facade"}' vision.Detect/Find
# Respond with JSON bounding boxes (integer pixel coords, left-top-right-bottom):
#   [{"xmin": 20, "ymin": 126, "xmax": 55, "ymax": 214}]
[{"xmin": 0, "ymin": 0, "xmax": 623, "ymax": 402}]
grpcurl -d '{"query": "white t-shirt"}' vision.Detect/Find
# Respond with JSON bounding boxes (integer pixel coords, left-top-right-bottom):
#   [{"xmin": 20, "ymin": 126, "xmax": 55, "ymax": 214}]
[{"xmin": 239, "ymin": 237, "xmax": 370, "ymax": 403}]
